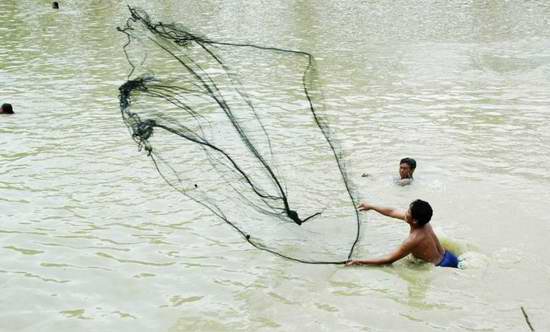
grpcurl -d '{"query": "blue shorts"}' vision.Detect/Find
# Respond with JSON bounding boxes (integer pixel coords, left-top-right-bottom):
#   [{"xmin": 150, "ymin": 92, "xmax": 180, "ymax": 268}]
[{"xmin": 437, "ymin": 250, "xmax": 459, "ymax": 268}]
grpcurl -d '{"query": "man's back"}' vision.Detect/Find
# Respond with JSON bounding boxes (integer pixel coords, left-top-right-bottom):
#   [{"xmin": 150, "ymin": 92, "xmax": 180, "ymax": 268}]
[{"xmin": 409, "ymin": 224, "xmax": 445, "ymax": 265}]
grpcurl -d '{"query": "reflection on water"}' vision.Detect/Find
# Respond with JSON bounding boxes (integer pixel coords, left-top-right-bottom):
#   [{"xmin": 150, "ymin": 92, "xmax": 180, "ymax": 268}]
[{"xmin": 1, "ymin": 0, "xmax": 550, "ymax": 331}]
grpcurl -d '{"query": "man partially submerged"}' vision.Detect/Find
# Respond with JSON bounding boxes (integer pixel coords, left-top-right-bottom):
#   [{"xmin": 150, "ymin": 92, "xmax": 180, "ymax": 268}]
[
  {"xmin": 346, "ymin": 199, "xmax": 459, "ymax": 268},
  {"xmin": 397, "ymin": 157, "xmax": 416, "ymax": 186}
]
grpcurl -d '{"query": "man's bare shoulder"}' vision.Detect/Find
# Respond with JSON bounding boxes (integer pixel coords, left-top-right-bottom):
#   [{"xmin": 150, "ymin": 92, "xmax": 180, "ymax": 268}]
[
  {"xmin": 406, "ymin": 228, "xmax": 433, "ymax": 248},
  {"xmin": 403, "ymin": 231, "xmax": 424, "ymax": 247}
]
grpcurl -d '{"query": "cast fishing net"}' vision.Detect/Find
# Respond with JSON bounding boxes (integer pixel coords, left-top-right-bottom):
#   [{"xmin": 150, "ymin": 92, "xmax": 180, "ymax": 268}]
[{"xmin": 118, "ymin": 7, "xmax": 361, "ymax": 264}]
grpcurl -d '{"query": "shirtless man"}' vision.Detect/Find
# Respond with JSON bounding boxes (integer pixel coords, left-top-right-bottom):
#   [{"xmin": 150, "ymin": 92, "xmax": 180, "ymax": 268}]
[{"xmin": 346, "ymin": 199, "xmax": 459, "ymax": 268}]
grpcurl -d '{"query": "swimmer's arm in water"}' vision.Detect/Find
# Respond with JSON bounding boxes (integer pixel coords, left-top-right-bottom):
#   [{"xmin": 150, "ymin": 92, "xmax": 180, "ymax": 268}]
[
  {"xmin": 357, "ymin": 201, "xmax": 406, "ymax": 221},
  {"xmin": 345, "ymin": 237, "xmax": 417, "ymax": 266}
]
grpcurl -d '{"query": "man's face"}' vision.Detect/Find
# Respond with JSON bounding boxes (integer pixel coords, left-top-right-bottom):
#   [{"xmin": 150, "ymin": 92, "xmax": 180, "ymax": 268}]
[
  {"xmin": 405, "ymin": 208, "xmax": 414, "ymax": 225},
  {"xmin": 399, "ymin": 163, "xmax": 413, "ymax": 179}
]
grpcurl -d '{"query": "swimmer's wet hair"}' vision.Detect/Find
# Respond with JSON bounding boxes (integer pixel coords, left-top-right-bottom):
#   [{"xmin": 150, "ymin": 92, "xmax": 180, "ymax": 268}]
[
  {"xmin": 410, "ymin": 199, "xmax": 432, "ymax": 226},
  {"xmin": 400, "ymin": 157, "xmax": 416, "ymax": 170},
  {"xmin": 1, "ymin": 103, "xmax": 14, "ymax": 114}
]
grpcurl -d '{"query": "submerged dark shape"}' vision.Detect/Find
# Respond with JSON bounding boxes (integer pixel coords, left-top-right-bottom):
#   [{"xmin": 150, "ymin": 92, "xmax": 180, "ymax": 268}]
[
  {"xmin": 118, "ymin": 7, "xmax": 361, "ymax": 264},
  {"xmin": 1, "ymin": 103, "xmax": 14, "ymax": 114}
]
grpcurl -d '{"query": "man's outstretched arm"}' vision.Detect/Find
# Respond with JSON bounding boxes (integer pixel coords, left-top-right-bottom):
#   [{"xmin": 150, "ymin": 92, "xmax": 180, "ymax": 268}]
[
  {"xmin": 345, "ymin": 238, "xmax": 416, "ymax": 266},
  {"xmin": 357, "ymin": 201, "xmax": 406, "ymax": 221}
]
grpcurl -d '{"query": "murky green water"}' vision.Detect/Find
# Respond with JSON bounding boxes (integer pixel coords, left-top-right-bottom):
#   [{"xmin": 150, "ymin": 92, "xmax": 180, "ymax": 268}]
[{"xmin": 1, "ymin": 1, "xmax": 550, "ymax": 331}]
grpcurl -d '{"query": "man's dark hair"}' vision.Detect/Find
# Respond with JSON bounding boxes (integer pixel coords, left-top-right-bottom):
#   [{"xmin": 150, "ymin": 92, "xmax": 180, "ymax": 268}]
[
  {"xmin": 409, "ymin": 199, "xmax": 432, "ymax": 226},
  {"xmin": 1, "ymin": 103, "xmax": 14, "ymax": 114},
  {"xmin": 400, "ymin": 157, "xmax": 416, "ymax": 170}
]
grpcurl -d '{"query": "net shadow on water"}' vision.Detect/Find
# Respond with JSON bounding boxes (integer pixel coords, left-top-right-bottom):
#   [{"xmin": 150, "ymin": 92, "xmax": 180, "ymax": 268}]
[{"xmin": 117, "ymin": 7, "xmax": 361, "ymax": 264}]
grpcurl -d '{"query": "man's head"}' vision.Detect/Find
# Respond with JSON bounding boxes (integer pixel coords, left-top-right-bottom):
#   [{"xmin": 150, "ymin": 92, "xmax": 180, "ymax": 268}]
[
  {"xmin": 1, "ymin": 103, "xmax": 14, "ymax": 114},
  {"xmin": 406, "ymin": 199, "xmax": 433, "ymax": 227},
  {"xmin": 399, "ymin": 157, "xmax": 416, "ymax": 179}
]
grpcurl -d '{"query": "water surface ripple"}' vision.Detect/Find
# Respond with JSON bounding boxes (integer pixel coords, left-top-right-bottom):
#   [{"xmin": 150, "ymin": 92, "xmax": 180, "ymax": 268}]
[{"xmin": 1, "ymin": 1, "xmax": 550, "ymax": 331}]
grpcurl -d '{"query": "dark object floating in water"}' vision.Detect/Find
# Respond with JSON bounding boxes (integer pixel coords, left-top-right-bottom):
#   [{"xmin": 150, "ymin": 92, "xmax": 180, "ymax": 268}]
[
  {"xmin": 1, "ymin": 103, "xmax": 14, "ymax": 114},
  {"xmin": 52, "ymin": 2, "xmax": 59, "ymax": 9},
  {"xmin": 117, "ymin": 7, "xmax": 361, "ymax": 265}
]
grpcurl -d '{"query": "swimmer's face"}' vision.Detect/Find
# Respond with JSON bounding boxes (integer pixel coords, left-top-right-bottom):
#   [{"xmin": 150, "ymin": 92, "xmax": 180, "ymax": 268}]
[{"xmin": 399, "ymin": 163, "xmax": 413, "ymax": 179}]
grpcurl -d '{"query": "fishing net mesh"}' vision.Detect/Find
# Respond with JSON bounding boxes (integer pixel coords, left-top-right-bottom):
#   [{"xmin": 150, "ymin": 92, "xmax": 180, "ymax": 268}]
[{"xmin": 118, "ymin": 7, "xmax": 361, "ymax": 264}]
